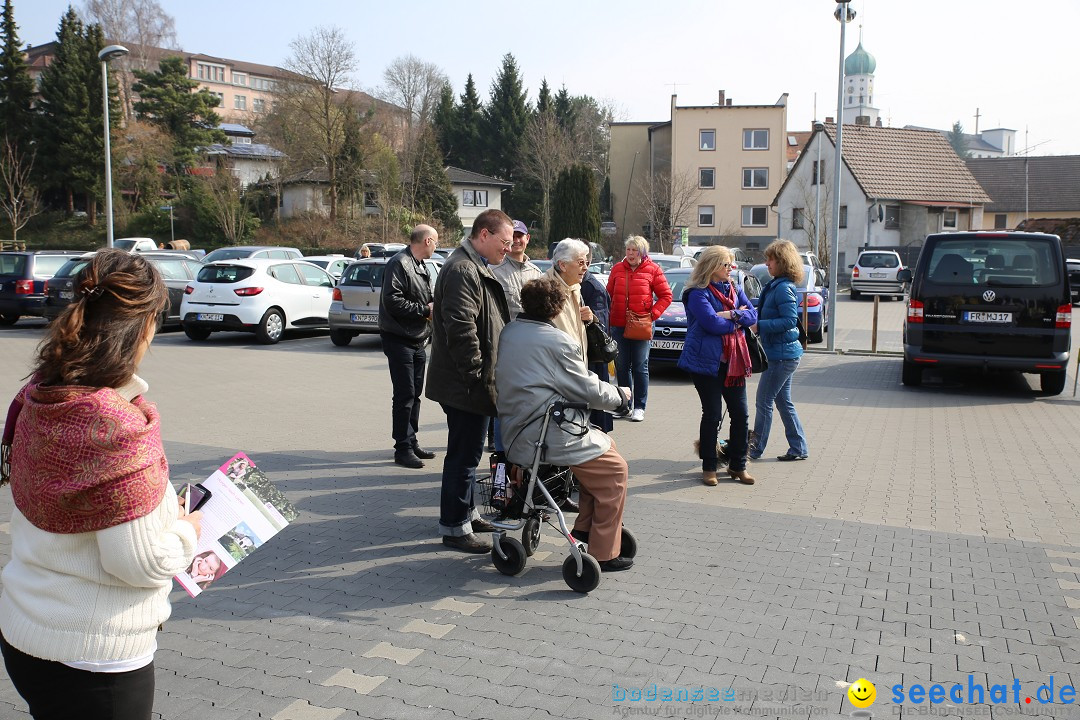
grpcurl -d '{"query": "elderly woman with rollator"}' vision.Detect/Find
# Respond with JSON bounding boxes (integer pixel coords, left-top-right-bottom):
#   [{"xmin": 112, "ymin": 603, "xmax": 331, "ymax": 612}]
[
  {"xmin": 678, "ymin": 246, "xmax": 759, "ymax": 486},
  {"xmin": 496, "ymin": 276, "xmax": 635, "ymax": 571}
]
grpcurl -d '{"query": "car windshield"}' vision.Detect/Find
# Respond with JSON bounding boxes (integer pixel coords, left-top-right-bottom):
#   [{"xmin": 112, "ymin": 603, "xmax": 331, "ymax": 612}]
[
  {"xmin": 926, "ymin": 238, "xmax": 1060, "ymax": 287},
  {"xmin": 652, "ymin": 258, "xmax": 681, "ymax": 270},
  {"xmin": 304, "ymin": 259, "xmax": 329, "ymax": 269},
  {"xmin": 113, "ymin": 239, "xmax": 140, "ymax": 251},
  {"xmin": 858, "ymin": 253, "xmax": 900, "ymax": 269},
  {"xmin": 0, "ymin": 254, "xmax": 27, "ymax": 275},
  {"xmin": 197, "ymin": 264, "xmax": 256, "ymax": 283},
  {"xmin": 341, "ymin": 262, "xmax": 385, "ymax": 287},
  {"xmin": 203, "ymin": 248, "xmax": 254, "ymax": 263}
]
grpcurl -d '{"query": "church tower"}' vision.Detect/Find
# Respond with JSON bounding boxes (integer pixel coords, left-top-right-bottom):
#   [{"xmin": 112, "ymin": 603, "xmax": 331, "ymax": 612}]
[{"xmin": 842, "ymin": 32, "xmax": 879, "ymax": 126}]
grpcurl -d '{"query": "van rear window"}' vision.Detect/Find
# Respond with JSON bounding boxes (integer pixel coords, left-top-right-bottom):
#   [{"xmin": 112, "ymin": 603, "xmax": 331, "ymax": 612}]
[
  {"xmin": 0, "ymin": 254, "xmax": 27, "ymax": 275},
  {"xmin": 197, "ymin": 265, "xmax": 255, "ymax": 283},
  {"xmin": 858, "ymin": 253, "xmax": 899, "ymax": 268},
  {"xmin": 926, "ymin": 238, "xmax": 1060, "ymax": 287}
]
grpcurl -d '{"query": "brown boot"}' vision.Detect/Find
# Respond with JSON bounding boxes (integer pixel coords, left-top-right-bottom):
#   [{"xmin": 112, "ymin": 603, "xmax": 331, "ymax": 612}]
[
  {"xmin": 702, "ymin": 470, "xmax": 718, "ymax": 486},
  {"xmin": 728, "ymin": 468, "xmax": 755, "ymax": 485}
]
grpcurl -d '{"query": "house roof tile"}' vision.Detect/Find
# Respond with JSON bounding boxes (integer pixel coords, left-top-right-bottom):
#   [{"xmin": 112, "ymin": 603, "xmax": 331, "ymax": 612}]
[
  {"xmin": 445, "ymin": 166, "xmax": 512, "ymax": 187},
  {"xmin": 966, "ymin": 155, "xmax": 1080, "ymax": 212}
]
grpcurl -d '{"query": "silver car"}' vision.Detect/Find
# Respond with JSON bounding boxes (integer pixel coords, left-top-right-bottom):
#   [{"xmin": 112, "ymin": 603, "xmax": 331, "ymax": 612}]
[
  {"xmin": 849, "ymin": 250, "xmax": 906, "ymax": 299},
  {"xmin": 328, "ymin": 257, "xmax": 440, "ymax": 346}
]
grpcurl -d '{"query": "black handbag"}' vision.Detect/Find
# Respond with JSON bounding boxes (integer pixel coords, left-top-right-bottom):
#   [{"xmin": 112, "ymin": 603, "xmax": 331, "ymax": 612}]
[
  {"xmin": 744, "ymin": 328, "xmax": 768, "ymax": 373},
  {"xmin": 585, "ymin": 320, "xmax": 619, "ymax": 363}
]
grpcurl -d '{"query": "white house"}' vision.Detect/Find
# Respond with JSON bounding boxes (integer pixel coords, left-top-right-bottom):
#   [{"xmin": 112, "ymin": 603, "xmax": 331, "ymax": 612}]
[{"xmin": 445, "ymin": 166, "xmax": 513, "ymax": 233}]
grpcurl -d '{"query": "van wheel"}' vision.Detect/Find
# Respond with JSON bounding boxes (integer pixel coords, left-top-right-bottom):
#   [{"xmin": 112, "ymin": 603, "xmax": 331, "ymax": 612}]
[
  {"xmin": 850, "ymin": 289, "xmax": 861, "ymax": 300},
  {"xmin": 901, "ymin": 360, "xmax": 922, "ymax": 387},
  {"xmin": 1040, "ymin": 370, "xmax": 1066, "ymax": 396},
  {"xmin": 329, "ymin": 329, "xmax": 353, "ymax": 347},
  {"xmin": 256, "ymin": 308, "xmax": 285, "ymax": 344},
  {"xmin": 0, "ymin": 313, "xmax": 18, "ymax": 326}
]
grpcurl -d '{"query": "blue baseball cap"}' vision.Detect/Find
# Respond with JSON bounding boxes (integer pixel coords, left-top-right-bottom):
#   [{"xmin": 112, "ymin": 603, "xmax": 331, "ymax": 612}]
[{"xmin": 512, "ymin": 220, "xmax": 528, "ymax": 235}]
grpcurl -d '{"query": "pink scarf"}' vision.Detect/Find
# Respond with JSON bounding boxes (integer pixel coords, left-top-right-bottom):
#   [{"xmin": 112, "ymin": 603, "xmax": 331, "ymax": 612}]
[
  {"xmin": 1, "ymin": 382, "xmax": 169, "ymax": 534},
  {"xmin": 708, "ymin": 283, "xmax": 752, "ymax": 386}
]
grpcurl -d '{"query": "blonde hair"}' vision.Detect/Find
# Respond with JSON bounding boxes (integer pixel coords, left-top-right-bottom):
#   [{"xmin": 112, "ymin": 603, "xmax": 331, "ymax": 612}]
[
  {"xmin": 686, "ymin": 246, "xmax": 734, "ymax": 289},
  {"xmin": 764, "ymin": 239, "xmax": 805, "ymax": 284},
  {"xmin": 624, "ymin": 235, "xmax": 649, "ymax": 255}
]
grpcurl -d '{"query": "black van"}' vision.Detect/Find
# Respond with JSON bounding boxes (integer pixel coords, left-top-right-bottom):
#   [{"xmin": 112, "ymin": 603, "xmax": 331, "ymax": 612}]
[{"xmin": 900, "ymin": 231, "xmax": 1071, "ymax": 395}]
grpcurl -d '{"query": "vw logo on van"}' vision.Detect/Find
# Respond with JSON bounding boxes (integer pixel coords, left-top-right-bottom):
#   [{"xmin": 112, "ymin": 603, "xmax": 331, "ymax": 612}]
[{"xmin": 982, "ymin": 290, "xmax": 996, "ymax": 302}]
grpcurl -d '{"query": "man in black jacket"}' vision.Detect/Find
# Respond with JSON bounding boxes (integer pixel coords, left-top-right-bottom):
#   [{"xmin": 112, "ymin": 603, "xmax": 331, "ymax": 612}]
[{"xmin": 380, "ymin": 224, "xmax": 438, "ymax": 468}]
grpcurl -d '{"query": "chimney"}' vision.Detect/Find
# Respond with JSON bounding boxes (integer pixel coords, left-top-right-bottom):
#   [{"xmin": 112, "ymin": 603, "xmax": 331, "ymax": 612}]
[
  {"xmin": 726, "ymin": 99, "xmax": 732, "ymax": 106},
  {"xmin": 825, "ymin": 116, "xmax": 834, "ymax": 124},
  {"xmin": 718, "ymin": 90, "xmax": 725, "ymax": 106},
  {"xmin": 875, "ymin": 117, "xmax": 883, "ymax": 127}
]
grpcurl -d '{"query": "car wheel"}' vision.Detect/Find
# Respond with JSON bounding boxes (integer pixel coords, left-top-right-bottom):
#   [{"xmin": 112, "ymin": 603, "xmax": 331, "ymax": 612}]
[
  {"xmin": 183, "ymin": 325, "xmax": 211, "ymax": 341},
  {"xmin": 901, "ymin": 360, "xmax": 922, "ymax": 387},
  {"xmin": 0, "ymin": 313, "xmax": 19, "ymax": 326},
  {"xmin": 1040, "ymin": 370, "xmax": 1066, "ymax": 396},
  {"xmin": 329, "ymin": 329, "xmax": 353, "ymax": 347},
  {"xmin": 809, "ymin": 327, "xmax": 824, "ymax": 344},
  {"xmin": 850, "ymin": 289, "xmax": 861, "ymax": 300},
  {"xmin": 256, "ymin": 308, "xmax": 285, "ymax": 344}
]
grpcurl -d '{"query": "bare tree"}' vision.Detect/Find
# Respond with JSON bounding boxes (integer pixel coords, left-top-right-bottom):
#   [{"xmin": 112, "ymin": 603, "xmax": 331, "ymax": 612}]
[
  {"xmin": 376, "ymin": 55, "xmax": 448, "ymax": 207},
  {"xmin": 789, "ymin": 175, "xmax": 834, "ymax": 269},
  {"xmin": 201, "ymin": 167, "xmax": 256, "ymax": 244},
  {"xmin": 520, "ymin": 108, "xmax": 572, "ymax": 241},
  {"xmin": 82, "ymin": 0, "xmax": 180, "ymax": 117},
  {"xmin": 281, "ymin": 25, "xmax": 358, "ymax": 221},
  {"xmin": 634, "ymin": 169, "xmax": 701, "ymax": 254},
  {"xmin": 0, "ymin": 137, "xmax": 41, "ymax": 246}
]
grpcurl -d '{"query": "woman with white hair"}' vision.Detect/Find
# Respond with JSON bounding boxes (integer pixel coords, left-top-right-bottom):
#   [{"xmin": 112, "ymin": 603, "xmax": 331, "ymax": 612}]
[
  {"xmin": 545, "ymin": 238, "xmax": 594, "ymax": 362},
  {"xmin": 606, "ymin": 236, "xmax": 672, "ymax": 422}
]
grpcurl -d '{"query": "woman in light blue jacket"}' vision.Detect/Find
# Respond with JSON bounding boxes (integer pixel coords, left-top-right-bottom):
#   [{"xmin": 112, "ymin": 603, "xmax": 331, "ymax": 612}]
[{"xmin": 750, "ymin": 240, "xmax": 809, "ymax": 461}]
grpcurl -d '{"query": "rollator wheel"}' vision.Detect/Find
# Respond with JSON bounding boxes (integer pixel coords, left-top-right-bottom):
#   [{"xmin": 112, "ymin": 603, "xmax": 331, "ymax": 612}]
[
  {"xmin": 620, "ymin": 527, "xmax": 638, "ymax": 560},
  {"xmin": 562, "ymin": 553, "xmax": 601, "ymax": 593},
  {"xmin": 491, "ymin": 536, "xmax": 527, "ymax": 576},
  {"xmin": 522, "ymin": 517, "xmax": 542, "ymax": 557}
]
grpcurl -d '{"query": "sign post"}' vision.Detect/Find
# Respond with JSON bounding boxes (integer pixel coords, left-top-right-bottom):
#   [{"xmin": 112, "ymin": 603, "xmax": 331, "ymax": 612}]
[{"xmin": 160, "ymin": 205, "xmax": 174, "ymax": 244}]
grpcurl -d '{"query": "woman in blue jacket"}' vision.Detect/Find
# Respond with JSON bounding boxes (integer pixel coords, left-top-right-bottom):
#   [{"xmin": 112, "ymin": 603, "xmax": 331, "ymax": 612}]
[
  {"xmin": 750, "ymin": 240, "xmax": 809, "ymax": 462},
  {"xmin": 678, "ymin": 247, "xmax": 759, "ymax": 486}
]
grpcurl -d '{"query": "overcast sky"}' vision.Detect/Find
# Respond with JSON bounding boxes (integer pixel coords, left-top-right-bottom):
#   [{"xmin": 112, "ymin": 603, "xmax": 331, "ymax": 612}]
[{"xmin": 19, "ymin": 0, "xmax": 1079, "ymax": 156}]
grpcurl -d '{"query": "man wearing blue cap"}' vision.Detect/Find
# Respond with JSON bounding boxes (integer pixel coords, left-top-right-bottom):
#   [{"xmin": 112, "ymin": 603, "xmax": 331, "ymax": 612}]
[{"xmin": 491, "ymin": 220, "xmax": 542, "ymax": 318}]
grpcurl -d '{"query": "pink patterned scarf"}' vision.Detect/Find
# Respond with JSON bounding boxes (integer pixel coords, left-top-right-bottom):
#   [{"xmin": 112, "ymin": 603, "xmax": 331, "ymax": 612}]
[
  {"xmin": 708, "ymin": 283, "xmax": 752, "ymax": 387},
  {"xmin": 1, "ymin": 382, "xmax": 168, "ymax": 534}
]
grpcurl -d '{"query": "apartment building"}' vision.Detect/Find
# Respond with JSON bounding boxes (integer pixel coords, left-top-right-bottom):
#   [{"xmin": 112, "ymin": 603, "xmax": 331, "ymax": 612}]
[{"xmin": 609, "ymin": 91, "xmax": 788, "ymax": 253}]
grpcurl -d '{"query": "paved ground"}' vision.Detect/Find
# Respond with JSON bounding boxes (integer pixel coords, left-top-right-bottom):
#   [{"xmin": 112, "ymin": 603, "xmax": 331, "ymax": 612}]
[{"xmin": 0, "ymin": 294, "xmax": 1078, "ymax": 720}]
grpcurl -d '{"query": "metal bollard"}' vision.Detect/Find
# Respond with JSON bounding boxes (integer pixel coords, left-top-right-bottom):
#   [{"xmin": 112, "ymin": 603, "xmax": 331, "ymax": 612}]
[{"xmin": 871, "ymin": 295, "xmax": 880, "ymax": 353}]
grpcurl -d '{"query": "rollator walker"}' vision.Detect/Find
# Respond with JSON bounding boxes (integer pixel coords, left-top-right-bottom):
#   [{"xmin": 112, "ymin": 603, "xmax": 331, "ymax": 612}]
[{"xmin": 478, "ymin": 400, "xmax": 637, "ymax": 593}]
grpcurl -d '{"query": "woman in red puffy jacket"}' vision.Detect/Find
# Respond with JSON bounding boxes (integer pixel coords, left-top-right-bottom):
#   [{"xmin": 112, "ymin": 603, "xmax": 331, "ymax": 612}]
[{"xmin": 606, "ymin": 236, "xmax": 673, "ymax": 422}]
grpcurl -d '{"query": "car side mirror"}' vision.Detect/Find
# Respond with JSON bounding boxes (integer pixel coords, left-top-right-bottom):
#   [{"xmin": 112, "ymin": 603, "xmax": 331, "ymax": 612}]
[{"xmin": 897, "ymin": 269, "xmax": 913, "ymax": 283}]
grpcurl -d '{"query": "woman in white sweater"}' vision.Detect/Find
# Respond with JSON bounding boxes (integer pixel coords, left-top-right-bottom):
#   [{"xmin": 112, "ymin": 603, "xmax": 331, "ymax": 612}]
[{"xmin": 0, "ymin": 249, "xmax": 202, "ymax": 719}]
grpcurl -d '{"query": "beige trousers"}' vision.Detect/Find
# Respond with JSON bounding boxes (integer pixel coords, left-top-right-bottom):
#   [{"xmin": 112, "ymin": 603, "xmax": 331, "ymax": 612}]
[{"xmin": 570, "ymin": 441, "xmax": 629, "ymax": 561}]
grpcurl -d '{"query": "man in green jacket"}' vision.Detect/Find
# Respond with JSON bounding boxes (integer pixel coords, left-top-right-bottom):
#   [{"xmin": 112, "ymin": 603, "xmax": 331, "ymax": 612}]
[{"xmin": 426, "ymin": 209, "xmax": 512, "ymax": 553}]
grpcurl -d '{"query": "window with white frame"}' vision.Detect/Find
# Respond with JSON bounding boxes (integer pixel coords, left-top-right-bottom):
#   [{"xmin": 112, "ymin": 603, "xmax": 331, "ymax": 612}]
[
  {"xmin": 885, "ymin": 205, "xmax": 901, "ymax": 229},
  {"xmin": 743, "ymin": 128, "xmax": 769, "ymax": 150},
  {"xmin": 462, "ymin": 190, "xmax": 475, "ymax": 206},
  {"xmin": 741, "ymin": 206, "xmax": 768, "ymax": 227},
  {"xmin": 197, "ymin": 62, "xmax": 225, "ymax": 83},
  {"xmin": 475, "ymin": 190, "xmax": 488, "ymax": 207},
  {"xmin": 698, "ymin": 205, "xmax": 715, "ymax": 227},
  {"xmin": 232, "ymin": 72, "xmax": 247, "ymax": 86},
  {"xmin": 252, "ymin": 98, "xmax": 265, "ymax": 113},
  {"xmin": 792, "ymin": 208, "xmax": 804, "ymax": 229},
  {"xmin": 232, "ymin": 136, "xmax": 251, "ymax": 145},
  {"xmin": 839, "ymin": 205, "xmax": 848, "ymax": 229},
  {"xmin": 742, "ymin": 167, "xmax": 768, "ymax": 189},
  {"xmin": 699, "ymin": 130, "xmax": 715, "ymax": 151},
  {"xmin": 699, "ymin": 168, "xmax": 715, "ymax": 189},
  {"xmin": 943, "ymin": 210, "xmax": 958, "ymax": 228},
  {"xmin": 234, "ymin": 95, "xmax": 247, "ymax": 111}
]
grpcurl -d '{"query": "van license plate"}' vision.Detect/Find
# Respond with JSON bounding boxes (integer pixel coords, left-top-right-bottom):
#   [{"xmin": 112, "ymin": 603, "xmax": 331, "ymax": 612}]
[
  {"xmin": 351, "ymin": 313, "xmax": 377, "ymax": 323},
  {"xmin": 963, "ymin": 311, "xmax": 1012, "ymax": 323},
  {"xmin": 197, "ymin": 313, "xmax": 224, "ymax": 322},
  {"xmin": 650, "ymin": 339, "xmax": 683, "ymax": 350}
]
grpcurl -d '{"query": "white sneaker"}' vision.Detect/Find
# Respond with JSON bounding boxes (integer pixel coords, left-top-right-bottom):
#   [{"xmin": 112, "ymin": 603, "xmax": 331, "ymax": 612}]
[{"xmin": 630, "ymin": 408, "xmax": 645, "ymax": 422}]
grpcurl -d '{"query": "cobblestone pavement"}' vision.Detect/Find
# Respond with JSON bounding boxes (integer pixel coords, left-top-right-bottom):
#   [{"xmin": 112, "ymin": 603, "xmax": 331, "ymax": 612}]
[{"xmin": 0, "ymin": 296, "xmax": 1078, "ymax": 720}]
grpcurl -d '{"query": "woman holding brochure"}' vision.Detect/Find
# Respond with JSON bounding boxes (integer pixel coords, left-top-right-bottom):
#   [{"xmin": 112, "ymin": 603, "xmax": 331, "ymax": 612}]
[{"xmin": 0, "ymin": 248, "xmax": 203, "ymax": 720}]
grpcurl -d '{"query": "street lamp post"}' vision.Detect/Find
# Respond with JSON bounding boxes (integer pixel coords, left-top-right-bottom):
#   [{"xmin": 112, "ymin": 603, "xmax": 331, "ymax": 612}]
[
  {"xmin": 98, "ymin": 44, "xmax": 128, "ymax": 249},
  {"xmin": 827, "ymin": 1, "xmax": 854, "ymax": 352}
]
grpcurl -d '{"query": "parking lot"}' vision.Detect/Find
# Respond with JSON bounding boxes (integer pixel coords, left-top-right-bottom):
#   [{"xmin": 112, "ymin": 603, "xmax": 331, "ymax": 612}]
[{"xmin": 0, "ymin": 291, "xmax": 1078, "ymax": 720}]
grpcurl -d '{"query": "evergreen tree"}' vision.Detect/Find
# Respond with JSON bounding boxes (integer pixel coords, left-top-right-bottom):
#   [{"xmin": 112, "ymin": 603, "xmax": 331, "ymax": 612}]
[
  {"xmin": 454, "ymin": 74, "xmax": 484, "ymax": 172},
  {"xmin": 548, "ymin": 164, "xmax": 599, "ymax": 243},
  {"xmin": 133, "ymin": 55, "xmax": 226, "ymax": 172},
  {"xmin": 431, "ymin": 83, "xmax": 457, "ymax": 165},
  {"xmin": 536, "ymin": 78, "xmax": 552, "ymax": 116},
  {"xmin": 554, "ymin": 85, "xmax": 574, "ymax": 130},
  {"xmin": 482, "ymin": 53, "xmax": 527, "ymax": 182},
  {"xmin": 35, "ymin": 8, "xmax": 111, "ymax": 218},
  {"xmin": 410, "ymin": 127, "xmax": 461, "ymax": 238},
  {"xmin": 0, "ymin": 0, "xmax": 35, "ymax": 144},
  {"xmin": 948, "ymin": 121, "xmax": 970, "ymax": 159}
]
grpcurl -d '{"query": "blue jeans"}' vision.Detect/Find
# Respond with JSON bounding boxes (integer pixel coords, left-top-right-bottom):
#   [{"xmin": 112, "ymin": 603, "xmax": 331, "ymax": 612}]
[
  {"xmin": 751, "ymin": 357, "xmax": 808, "ymax": 458},
  {"xmin": 610, "ymin": 326, "xmax": 650, "ymax": 410},
  {"xmin": 691, "ymin": 367, "xmax": 749, "ymax": 472},
  {"xmin": 438, "ymin": 404, "xmax": 487, "ymax": 536}
]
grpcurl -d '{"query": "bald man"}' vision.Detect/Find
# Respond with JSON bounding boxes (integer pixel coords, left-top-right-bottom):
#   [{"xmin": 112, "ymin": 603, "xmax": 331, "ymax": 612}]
[{"xmin": 379, "ymin": 224, "xmax": 438, "ymax": 468}]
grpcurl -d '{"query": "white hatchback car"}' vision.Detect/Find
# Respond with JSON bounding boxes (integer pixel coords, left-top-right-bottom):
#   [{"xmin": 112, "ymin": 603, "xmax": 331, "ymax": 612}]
[
  {"xmin": 849, "ymin": 249, "xmax": 906, "ymax": 300},
  {"xmin": 181, "ymin": 258, "xmax": 336, "ymax": 344}
]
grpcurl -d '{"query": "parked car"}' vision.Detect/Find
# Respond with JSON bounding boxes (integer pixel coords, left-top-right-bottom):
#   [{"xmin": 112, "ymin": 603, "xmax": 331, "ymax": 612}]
[
  {"xmin": 531, "ymin": 259, "xmax": 553, "ymax": 274},
  {"xmin": 689, "ymin": 246, "xmax": 755, "ymax": 266},
  {"xmin": 649, "ymin": 266, "xmax": 763, "ymax": 365},
  {"xmin": 748, "ymin": 263, "xmax": 830, "ymax": 343},
  {"xmin": 114, "ymin": 237, "xmax": 159, "ymax": 252},
  {"xmin": 849, "ymin": 250, "xmax": 906, "ymax": 299},
  {"xmin": 600, "ymin": 221, "xmax": 617, "ymax": 236},
  {"xmin": 1067, "ymin": 258, "xmax": 1080, "ymax": 305},
  {"xmin": 0, "ymin": 250, "xmax": 83, "ymax": 325},
  {"xmin": 44, "ymin": 252, "xmax": 203, "ymax": 329},
  {"xmin": 355, "ymin": 243, "xmax": 406, "ymax": 259},
  {"xmin": 180, "ymin": 258, "xmax": 335, "ymax": 344},
  {"xmin": 328, "ymin": 257, "xmax": 441, "ymax": 346},
  {"xmin": 648, "ymin": 253, "xmax": 696, "ymax": 271},
  {"xmin": 900, "ymin": 231, "xmax": 1072, "ymax": 395},
  {"xmin": 301, "ymin": 255, "xmax": 351, "ymax": 280},
  {"xmin": 201, "ymin": 246, "xmax": 303, "ymax": 264}
]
